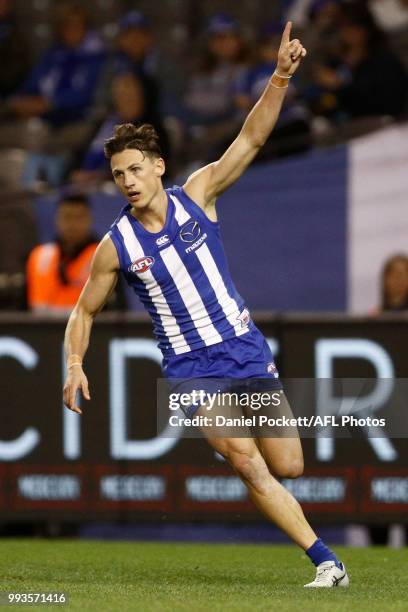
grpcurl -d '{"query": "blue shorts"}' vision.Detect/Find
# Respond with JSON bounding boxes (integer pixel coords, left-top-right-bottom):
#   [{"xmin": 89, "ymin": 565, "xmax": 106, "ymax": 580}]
[{"xmin": 162, "ymin": 326, "xmax": 282, "ymax": 416}]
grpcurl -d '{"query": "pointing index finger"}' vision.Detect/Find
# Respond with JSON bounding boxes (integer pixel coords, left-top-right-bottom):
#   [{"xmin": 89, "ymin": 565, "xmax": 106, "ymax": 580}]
[{"xmin": 281, "ymin": 21, "xmax": 292, "ymax": 45}]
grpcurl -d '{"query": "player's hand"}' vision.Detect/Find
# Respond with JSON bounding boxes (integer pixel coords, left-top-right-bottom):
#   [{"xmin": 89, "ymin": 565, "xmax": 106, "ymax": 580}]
[
  {"xmin": 277, "ymin": 21, "xmax": 307, "ymax": 77},
  {"xmin": 63, "ymin": 365, "xmax": 90, "ymax": 415}
]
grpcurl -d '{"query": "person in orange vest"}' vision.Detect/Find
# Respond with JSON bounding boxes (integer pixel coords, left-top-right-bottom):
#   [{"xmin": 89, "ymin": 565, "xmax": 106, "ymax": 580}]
[{"xmin": 26, "ymin": 194, "xmax": 98, "ymax": 313}]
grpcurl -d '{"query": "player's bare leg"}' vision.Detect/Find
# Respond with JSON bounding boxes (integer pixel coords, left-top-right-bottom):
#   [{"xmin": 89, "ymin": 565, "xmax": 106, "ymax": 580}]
[
  {"xmin": 196, "ymin": 400, "xmax": 349, "ymax": 587},
  {"xmin": 196, "ymin": 405, "xmax": 315, "ymax": 549}
]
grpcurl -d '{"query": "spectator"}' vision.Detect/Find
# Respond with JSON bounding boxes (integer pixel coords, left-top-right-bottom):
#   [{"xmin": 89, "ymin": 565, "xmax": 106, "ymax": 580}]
[
  {"xmin": 183, "ymin": 13, "xmax": 250, "ymax": 163},
  {"xmin": 368, "ymin": 252, "xmax": 408, "ymax": 544},
  {"xmin": 72, "ymin": 73, "xmax": 169, "ymax": 186},
  {"xmin": 0, "ymin": 189, "xmax": 37, "ymax": 311},
  {"xmin": 235, "ymin": 22, "xmax": 311, "ymax": 159},
  {"xmin": 1, "ymin": 3, "xmax": 107, "ymax": 188},
  {"xmin": 379, "ymin": 253, "xmax": 408, "ymax": 312},
  {"xmin": 10, "ymin": 3, "xmax": 106, "ymax": 126},
  {"xmin": 110, "ymin": 10, "xmax": 184, "ymax": 119},
  {"xmin": 116, "ymin": 11, "xmax": 156, "ymax": 78},
  {"xmin": 312, "ymin": 5, "xmax": 408, "ymax": 120},
  {"xmin": 285, "ymin": 0, "xmax": 342, "ymax": 32},
  {"xmin": 369, "ymin": 0, "xmax": 408, "ymax": 74},
  {"xmin": 26, "ymin": 194, "xmax": 98, "ymax": 314},
  {"xmin": 184, "ymin": 13, "xmax": 248, "ymax": 124},
  {"xmin": 368, "ymin": 0, "xmax": 408, "ymax": 34},
  {"xmin": 100, "ymin": 11, "xmax": 161, "ymax": 118},
  {"xmin": 294, "ymin": 0, "xmax": 344, "ymax": 103},
  {"xmin": 0, "ymin": 0, "xmax": 30, "ymax": 99}
]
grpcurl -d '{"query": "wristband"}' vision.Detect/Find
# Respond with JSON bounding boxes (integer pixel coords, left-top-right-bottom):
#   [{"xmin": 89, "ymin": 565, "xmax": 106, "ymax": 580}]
[
  {"xmin": 270, "ymin": 73, "xmax": 290, "ymax": 89},
  {"xmin": 67, "ymin": 354, "xmax": 82, "ymax": 368},
  {"xmin": 275, "ymin": 71, "xmax": 291, "ymax": 79},
  {"xmin": 68, "ymin": 362, "xmax": 83, "ymax": 369}
]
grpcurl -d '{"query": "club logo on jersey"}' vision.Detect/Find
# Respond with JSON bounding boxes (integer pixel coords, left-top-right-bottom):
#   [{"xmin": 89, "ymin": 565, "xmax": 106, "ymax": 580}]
[
  {"xmin": 156, "ymin": 234, "xmax": 169, "ymax": 247},
  {"xmin": 129, "ymin": 256, "xmax": 155, "ymax": 274},
  {"xmin": 267, "ymin": 362, "xmax": 279, "ymax": 378},
  {"xmin": 237, "ymin": 308, "xmax": 250, "ymax": 328},
  {"xmin": 180, "ymin": 220, "xmax": 201, "ymax": 243}
]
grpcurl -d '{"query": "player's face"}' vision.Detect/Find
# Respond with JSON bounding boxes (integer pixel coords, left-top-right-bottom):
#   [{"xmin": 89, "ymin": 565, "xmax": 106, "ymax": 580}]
[{"xmin": 111, "ymin": 148, "xmax": 165, "ymax": 209}]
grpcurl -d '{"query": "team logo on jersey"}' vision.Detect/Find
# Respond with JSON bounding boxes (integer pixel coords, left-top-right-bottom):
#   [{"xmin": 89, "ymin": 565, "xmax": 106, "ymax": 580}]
[
  {"xmin": 129, "ymin": 256, "xmax": 155, "ymax": 274},
  {"xmin": 237, "ymin": 308, "xmax": 250, "ymax": 328},
  {"xmin": 156, "ymin": 234, "xmax": 169, "ymax": 247},
  {"xmin": 180, "ymin": 220, "xmax": 201, "ymax": 243},
  {"xmin": 267, "ymin": 362, "xmax": 279, "ymax": 378}
]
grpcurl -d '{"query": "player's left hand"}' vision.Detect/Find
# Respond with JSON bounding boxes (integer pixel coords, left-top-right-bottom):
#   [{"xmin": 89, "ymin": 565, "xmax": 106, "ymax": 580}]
[{"xmin": 277, "ymin": 21, "xmax": 307, "ymax": 77}]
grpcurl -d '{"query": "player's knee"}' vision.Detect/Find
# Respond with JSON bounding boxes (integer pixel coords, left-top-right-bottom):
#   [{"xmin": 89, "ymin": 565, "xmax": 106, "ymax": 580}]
[{"xmin": 274, "ymin": 456, "xmax": 304, "ymax": 479}]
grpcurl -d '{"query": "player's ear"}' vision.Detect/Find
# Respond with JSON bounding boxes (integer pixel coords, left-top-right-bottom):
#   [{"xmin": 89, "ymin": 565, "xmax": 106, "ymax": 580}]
[{"xmin": 154, "ymin": 157, "xmax": 165, "ymax": 177}]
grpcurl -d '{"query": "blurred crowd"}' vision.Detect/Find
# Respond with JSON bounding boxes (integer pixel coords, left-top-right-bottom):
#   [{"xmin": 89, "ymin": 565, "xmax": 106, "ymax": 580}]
[{"xmin": 0, "ymin": 0, "xmax": 407, "ymax": 311}]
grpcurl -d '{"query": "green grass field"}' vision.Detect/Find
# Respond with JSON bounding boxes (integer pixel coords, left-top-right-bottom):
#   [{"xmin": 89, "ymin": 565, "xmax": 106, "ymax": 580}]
[{"xmin": 1, "ymin": 540, "xmax": 407, "ymax": 611}]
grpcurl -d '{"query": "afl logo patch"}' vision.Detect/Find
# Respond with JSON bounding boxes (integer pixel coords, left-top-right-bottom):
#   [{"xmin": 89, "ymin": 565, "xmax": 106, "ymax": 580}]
[
  {"xmin": 180, "ymin": 220, "xmax": 201, "ymax": 243},
  {"xmin": 129, "ymin": 256, "xmax": 155, "ymax": 274}
]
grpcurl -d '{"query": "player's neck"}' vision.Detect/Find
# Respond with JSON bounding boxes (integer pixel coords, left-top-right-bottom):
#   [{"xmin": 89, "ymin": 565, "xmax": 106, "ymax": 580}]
[{"xmin": 130, "ymin": 186, "xmax": 168, "ymax": 233}]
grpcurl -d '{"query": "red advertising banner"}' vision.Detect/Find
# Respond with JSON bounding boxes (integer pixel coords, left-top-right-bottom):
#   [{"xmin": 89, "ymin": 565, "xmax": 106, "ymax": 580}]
[{"xmin": 0, "ymin": 314, "xmax": 407, "ymax": 523}]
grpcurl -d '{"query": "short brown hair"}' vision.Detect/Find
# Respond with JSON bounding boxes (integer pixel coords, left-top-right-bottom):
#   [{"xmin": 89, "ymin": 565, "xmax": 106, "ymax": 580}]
[{"xmin": 104, "ymin": 123, "xmax": 162, "ymax": 160}]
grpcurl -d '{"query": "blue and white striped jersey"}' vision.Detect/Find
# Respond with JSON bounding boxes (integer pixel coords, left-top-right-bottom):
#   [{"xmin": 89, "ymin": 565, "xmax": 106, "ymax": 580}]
[{"xmin": 109, "ymin": 185, "xmax": 251, "ymax": 355}]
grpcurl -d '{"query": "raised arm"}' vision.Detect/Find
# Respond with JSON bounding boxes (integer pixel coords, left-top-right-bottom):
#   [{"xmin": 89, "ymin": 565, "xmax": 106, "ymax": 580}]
[
  {"xmin": 183, "ymin": 22, "xmax": 306, "ymax": 213},
  {"xmin": 63, "ymin": 235, "xmax": 119, "ymax": 414}
]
